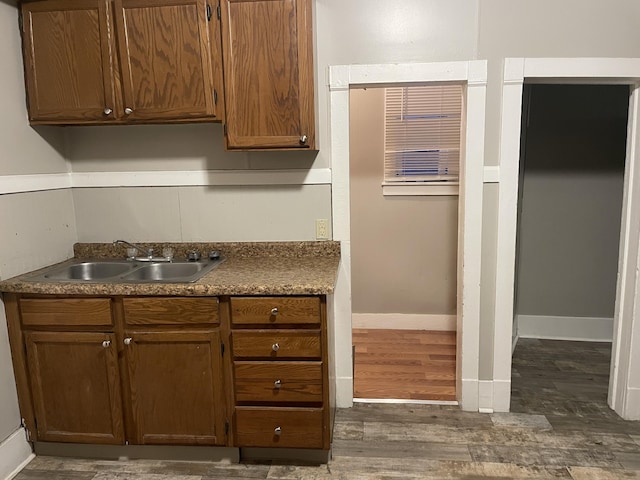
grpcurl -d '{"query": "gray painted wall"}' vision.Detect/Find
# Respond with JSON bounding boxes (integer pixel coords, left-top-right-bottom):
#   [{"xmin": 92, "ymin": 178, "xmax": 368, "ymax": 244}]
[
  {"xmin": 349, "ymin": 88, "xmax": 458, "ymax": 316},
  {"xmin": 515, "ymin": 85, "xmax": 627, "ymax": 319}
]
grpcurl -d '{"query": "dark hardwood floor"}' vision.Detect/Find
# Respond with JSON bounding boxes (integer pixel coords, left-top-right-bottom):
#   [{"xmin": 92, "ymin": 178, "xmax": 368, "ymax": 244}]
[{"xmin": 352, "ymin": 328, "xmax": 457, "ymax": 401}]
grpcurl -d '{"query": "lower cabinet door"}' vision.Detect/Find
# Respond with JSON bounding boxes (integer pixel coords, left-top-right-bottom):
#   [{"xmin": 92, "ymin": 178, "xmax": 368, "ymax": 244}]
[
  {"xmin": 234, "ymin": 406, "xmax": 324, "ymax": 448},
  {"xmin": 124, "ymin": 330, "xmax": 225, "ymax": 445},
  {"xmin": 25, "ymin": 331, "xmax": 125, "ymax": 444}
]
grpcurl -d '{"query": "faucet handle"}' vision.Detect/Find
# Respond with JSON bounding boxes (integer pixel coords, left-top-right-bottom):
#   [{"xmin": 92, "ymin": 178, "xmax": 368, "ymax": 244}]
[
  {"xmin": 146, "ymin": 248, "xmax": 154, "ymax": 258},
  {"xmin": 187, "ymin": 251, "xmax": 201, "ymax": 261}
]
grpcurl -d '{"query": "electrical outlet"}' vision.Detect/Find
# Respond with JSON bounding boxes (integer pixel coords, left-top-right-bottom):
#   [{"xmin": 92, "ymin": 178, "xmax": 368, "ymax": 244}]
[{"xmin": 316, "ymin": 219, "xmax": 329, "ymax": 240}]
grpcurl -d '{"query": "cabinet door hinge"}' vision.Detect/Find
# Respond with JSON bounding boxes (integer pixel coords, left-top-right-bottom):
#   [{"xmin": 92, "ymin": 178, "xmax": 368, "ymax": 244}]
[
  {"xmin": 206, "ymin": 3, "xmax": 212, "ymax": 21},
  {"xmin": 224, "ymin": 420, "xmax": 229, "ymax": 436},
  {"xmin": 214, "ymin": 89, "xmax": 218, "ymax": 105},
  {"xmin": 217, "ymin": 4, "xmax": 221, "ymax": 20},
  {"xmin": 223, "ymin": 124, "xmax": 227, "ymax": 136},
  {"xmin": 21, "ymin": 418, "xmax": 31, "ymax": 441},
  {"xmin": 220, "ymin": 341, "xmax": 225, "ymax": 357}
]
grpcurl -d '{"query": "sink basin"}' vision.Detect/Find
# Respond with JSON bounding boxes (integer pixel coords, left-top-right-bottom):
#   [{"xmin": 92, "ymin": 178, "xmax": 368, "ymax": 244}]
[
  {"xmin": 120, "ymin": 262, "xmax": 211, "ymax": 282},
  {"xmin": 43, "ymin": 261, "xmax": 137, "ymax": 281},
  {"xmin": 27, "ymin": 258, "xmax": 223, "ymax": 283}
]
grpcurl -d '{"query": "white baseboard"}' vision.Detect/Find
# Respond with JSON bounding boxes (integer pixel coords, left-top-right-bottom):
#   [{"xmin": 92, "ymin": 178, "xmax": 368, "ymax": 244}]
[
  {"xmin": 459, "ymin": 379, "xmax": 479, "ymax": 412},
  {"xmin": 623, "ymin": 387, "xmax": 640, "ymax": 421},
  {"xmin": 0, "ymin": 428, "xmax": 33, "ymax": 480},
  {"xmin": 478, "ymin": 380, "xmax": 494, "ymax": 413},
  {"xmin": 517, "ymin": 315, "xmax": 613, "ymax": 342},
  {"xmin": 477, "ymin": 379, "xmax": 512, "ymax": 413},
  {"xmin": 352, "ymin": 313, "xmax": 456, "ymax": 331},
  {"xmin": 492, "ymin": 380, "xmax": 512, "ymax": 412},
  {"xmin": 335, "ymin": 376, "xmax": 354, "ymax": 409}
]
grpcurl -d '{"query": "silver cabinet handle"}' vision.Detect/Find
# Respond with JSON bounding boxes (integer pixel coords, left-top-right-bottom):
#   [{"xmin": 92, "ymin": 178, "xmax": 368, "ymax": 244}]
[
  {"xmin": 274, "ymin": 379, "xmax": 282, "ymax": 389},
  {"xmin": 271, "ymin": 307, "xmax": 279, "ymax": 316},
  {"xmin": 124, "ymin": 107, "xmax": 133, "ymax": 115},
  {"xmin": 271, "ymin": 343, "xmax": 280, "ymax": 352},
  {"xmin": 299, "ymin": 135, "xmax": 308, "ymax": 145},
  {"xmin": 103, "ymin": 108, "xmax": 113, "ymax": 115},
  {"xmin": 274, "ymin": 426, "xmax": 282, "ymax": 435},
  {"xmin": 102, "ymin": 340, "xmax": 111, "ymax": 348},
  {"xmin": 124, "ymin": 337, "xmax": 132, "ymax": 345}
]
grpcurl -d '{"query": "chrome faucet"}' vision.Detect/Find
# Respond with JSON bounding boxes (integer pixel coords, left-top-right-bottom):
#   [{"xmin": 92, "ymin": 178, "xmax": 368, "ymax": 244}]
[{"xmin": 113, "ymin": 240, "xmax": 155, "ymax": 261}]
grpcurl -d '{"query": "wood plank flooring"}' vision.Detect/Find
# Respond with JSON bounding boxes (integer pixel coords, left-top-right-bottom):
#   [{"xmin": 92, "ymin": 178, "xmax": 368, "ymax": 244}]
[
  {"xmin": 352, "ymin": 329, "xmax": 456, "ymax": 401},
  {"xmin": 13, "ymin": 338, "xmax": 640, "ymax": 479}
]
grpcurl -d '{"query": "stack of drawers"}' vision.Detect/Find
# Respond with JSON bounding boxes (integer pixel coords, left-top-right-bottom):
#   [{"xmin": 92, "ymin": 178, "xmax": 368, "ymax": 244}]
[{"xmin": 230, "ymin": 296, "xmax": 330, "ymax": 449}]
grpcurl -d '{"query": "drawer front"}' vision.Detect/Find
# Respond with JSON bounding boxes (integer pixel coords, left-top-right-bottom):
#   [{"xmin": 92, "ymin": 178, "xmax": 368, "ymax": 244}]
[
  {"xmin": 20, "ymin": 298, "xmax": 113, "ymax": 327},
  {"xmin": 234, "ymin": 407, "xmax": 324, "ymax": 448},
  {"xmin": 232, "ymin": 330, "xmax": 321, "ymax": 359},
  {"xmin": 123, "ymin": 297, "xmax": 218, "ymax": 326},
  {"xmin": 234, "ymin": 361, "xmax": 323, "ymax": 403},
  {"xmin": 231, "ymin": 297, "xmax": 320, "ymax": 326}
]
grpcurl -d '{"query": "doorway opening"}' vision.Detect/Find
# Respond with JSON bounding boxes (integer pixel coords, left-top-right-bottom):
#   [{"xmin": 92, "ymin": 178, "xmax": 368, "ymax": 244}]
[
  {"xmin": 495, "ymin": 57, "xmax": 640, "ymax": 419},
  {"xmin": 511, "ymin": 84, "xmax": 629, "ymax": 414},
  {"xmin": 348, "ymin": 85, "xmax": 459, "ymax": 402}
]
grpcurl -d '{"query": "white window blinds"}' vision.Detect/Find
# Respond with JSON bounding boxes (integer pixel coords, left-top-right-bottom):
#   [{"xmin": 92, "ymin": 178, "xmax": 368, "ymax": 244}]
[{"xmin": 384, "ymin": 84, "xmax": 463, "ymax": 183}]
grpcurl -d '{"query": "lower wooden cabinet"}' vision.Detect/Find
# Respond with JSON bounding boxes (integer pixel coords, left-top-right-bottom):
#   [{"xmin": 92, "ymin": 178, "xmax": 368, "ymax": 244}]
[
  {"xmin": 25, "ymin": 331, "xmax": 124, "ymax": 444},
  {"xmin": 235, "ymin": 406, "xmax": 324, "ymax": 448},
  {"xmin": 124, "ymin": 330, "xmax": 225, "ymax": 445},
  {"xmin": 6, "ymin": 294, "xmax": 227, "ymax": 446},
  {"xmin": 230, "ymin": 296, "xmax": 331, "ymax": 450},
  {"xmin": 4, "ymin": 293, "xmax": 331, "ymax": 451}
]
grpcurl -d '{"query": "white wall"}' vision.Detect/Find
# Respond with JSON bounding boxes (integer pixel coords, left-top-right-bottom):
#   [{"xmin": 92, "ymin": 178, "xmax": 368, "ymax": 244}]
[{"xmin": 0, "ymin": 3, "xmax": 77, "ymax": 475}]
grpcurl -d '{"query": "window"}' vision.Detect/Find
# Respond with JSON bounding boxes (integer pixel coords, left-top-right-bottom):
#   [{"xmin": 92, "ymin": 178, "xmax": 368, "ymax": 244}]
[{"xmin": 383, "ymin": 84, "xmax": 463, "ymax": 195}]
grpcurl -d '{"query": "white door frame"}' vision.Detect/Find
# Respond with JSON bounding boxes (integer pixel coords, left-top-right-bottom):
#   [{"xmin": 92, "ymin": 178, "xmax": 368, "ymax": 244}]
[
  {"xmin": 494, "ymin": 57, "xmax": 640, "ymax": 420},
  {"xmin": 329, "ymin": 61, "xmax": 487, "ymax": 410}
]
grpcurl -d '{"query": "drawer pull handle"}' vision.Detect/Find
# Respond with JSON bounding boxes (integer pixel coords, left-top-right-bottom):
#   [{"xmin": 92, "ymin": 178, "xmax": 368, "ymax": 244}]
[
  {"xmin": 274, "ymin": 379, "xmax": 282, "ymax": 389},
  {"xmin": 270, "ymin": 307, "xmax": 279, "ymax": 316},
  {"xmin": 102, "ymin": 340, "xmax": 111, "ymax": 348},
  {"xmin": 272, "ymin": 343, "xmax": 280, "ymax": 352},
  {"xmin": 274, "ymin": 426, "xmax": 282, "ymax": 435},
  {"xmin": 124, "ymin": 337, "xmax": 132, "ymax": 345}
]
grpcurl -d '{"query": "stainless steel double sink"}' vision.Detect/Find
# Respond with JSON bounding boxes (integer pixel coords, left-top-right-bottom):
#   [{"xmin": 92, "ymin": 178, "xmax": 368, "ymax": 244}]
[{"xmin": 26, "ymin": 258, "xmax": 223, "ymax": 283}]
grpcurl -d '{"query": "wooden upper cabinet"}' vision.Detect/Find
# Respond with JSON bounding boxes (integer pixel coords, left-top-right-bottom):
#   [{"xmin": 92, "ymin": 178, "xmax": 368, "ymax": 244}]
[
  {"xmin": 220, "ymin": 0, "xmax": 315, "ymax": 150},
  {"xmin": 21, "ymin": 0, "xmax": 118, "ymax": 123},
  {"xmin": 114, "ymin": 0, "xmax": 220, "ymax": 121},
  {"xmin": 21, "ymin": 0, "xmax": 223, "ymax": 124}
]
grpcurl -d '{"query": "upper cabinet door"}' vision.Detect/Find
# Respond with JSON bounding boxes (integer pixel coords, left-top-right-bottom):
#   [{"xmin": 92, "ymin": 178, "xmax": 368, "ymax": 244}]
[
  {"xmin": 114, "ymin": 0, "xmax": 219, "ymax": 121},
  {"xmin": 21, "ymin": 0, "xmax": 118, "ymax": 123},
  {"xmin": 220, "ymin": 0, "xmax": 315, "ymax": 150}
]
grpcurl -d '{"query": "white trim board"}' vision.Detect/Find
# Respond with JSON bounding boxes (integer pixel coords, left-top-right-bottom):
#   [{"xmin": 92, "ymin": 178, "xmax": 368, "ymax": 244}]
[
  {"xmin": 0, "ymin": 169, "xmax": 332, "ymax": 195},
  {"xmin": 0, "ymin": 428, "xmax": 33, "ymax": 480},
  {"xmin": 516, "ymin": 315, "xmax": 613, "ymax": 342},
  {"xmin": 352, "ymin": 313, "xmax": 456, "ymax": 331},
  {"xmin": 0, "ymin": 173, "xmax": 70, "ymax": 195}
]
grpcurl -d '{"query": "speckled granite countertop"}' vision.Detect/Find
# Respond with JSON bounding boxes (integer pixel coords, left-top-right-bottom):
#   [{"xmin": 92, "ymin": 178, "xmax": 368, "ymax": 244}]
[{"xmin": 0, "ymin": 242, "xmax": 340, "ymax": 296}]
